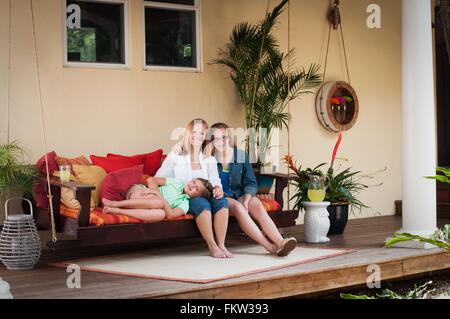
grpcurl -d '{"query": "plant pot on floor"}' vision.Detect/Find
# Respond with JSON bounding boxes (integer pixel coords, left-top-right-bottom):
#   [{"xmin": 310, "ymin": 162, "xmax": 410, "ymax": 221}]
[{"xmin": 327, "ymin": 203, "xmax": 349, "ymax": 235}]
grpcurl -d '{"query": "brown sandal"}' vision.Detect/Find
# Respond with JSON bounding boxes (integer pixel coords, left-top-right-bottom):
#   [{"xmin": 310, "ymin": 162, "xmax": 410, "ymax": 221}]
[{"xmin": 276, "ymin": 237, "xmax": 297, "ymax": 257}]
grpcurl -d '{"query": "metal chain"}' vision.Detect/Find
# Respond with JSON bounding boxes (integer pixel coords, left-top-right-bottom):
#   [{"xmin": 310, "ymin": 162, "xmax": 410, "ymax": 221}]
[{"xmin": 30, "ymin": 0, "xmax": 57, "ymax": 243}]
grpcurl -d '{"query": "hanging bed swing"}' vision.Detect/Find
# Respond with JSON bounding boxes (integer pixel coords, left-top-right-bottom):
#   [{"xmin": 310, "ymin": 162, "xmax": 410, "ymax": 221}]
[{"xmin": 7, "ymin": 0, "xmax": 298, "ymax": 249}]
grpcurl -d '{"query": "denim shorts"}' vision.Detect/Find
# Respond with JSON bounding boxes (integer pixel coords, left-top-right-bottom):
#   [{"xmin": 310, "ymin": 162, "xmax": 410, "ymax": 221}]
[{"xmin": 188, "ymin": 197, "xmax": 229, "ymax": 217}]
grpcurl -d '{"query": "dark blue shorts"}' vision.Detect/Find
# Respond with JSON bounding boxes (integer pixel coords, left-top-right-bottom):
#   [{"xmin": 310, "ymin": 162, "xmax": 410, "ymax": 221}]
[{"xmin": 188, "ymin": 197, "xmax": 229, "ymax": 217}]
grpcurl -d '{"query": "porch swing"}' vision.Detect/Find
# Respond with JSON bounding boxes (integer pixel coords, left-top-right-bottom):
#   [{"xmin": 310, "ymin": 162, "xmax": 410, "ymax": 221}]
[{"xmin": 8, "ymin": 0, "xmax": 298, "ymax": 249}]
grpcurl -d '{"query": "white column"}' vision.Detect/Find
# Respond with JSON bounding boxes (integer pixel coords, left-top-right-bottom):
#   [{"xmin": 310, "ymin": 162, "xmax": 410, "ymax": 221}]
[{"xmin": 401, "ymin": 0, "xmax": 437, "ymax": 238}]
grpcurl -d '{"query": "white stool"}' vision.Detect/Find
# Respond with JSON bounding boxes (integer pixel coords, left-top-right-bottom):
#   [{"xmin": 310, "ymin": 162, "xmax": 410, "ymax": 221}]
[
  {"xmin": 303, "ymin": 202, "xmax": 331, "ymax": 244},
  {"xmin": 0, "ymin": 278, "xmax": 13, "ymax": 299}
]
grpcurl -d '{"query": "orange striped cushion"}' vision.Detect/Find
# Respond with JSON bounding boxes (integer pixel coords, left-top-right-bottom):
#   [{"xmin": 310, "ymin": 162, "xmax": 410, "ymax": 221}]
[
  {"xmin": 59, "ymin": 204, "xmax": 194, "ymax": 226},
  {"xmin": 256, "ymin": 194, "xmax": 282, "ymax": 212}
]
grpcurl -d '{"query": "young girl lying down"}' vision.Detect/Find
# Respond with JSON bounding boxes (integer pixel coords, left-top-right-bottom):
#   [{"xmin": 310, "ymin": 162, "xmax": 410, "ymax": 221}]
[{"xmin": 102, "ymin": 177, "xmax": 214, "ymax": 223}]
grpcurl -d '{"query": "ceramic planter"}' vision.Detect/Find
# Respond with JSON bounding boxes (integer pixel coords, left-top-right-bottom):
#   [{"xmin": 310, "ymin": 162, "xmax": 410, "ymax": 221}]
[{"xmin": 327, "ymin": 203, "xmax": 349, "ymax": 235}]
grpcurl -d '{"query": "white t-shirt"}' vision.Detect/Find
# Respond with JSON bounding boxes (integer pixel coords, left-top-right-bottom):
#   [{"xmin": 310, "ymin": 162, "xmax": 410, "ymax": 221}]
[{"xmin": 155, "ymin": 151, "xmax": 222, "ymax": 188}]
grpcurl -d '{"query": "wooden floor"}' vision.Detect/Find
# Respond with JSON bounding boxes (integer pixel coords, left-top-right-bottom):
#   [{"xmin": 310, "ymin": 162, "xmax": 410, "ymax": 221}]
[{"xmin": 1, "ymin": 215, "xmax": 449, "ymax": 299}]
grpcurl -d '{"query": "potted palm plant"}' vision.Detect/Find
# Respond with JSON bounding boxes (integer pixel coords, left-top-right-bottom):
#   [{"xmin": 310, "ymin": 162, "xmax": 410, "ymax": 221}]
[
  {"xmin": 0, "ymin": 142, "xmax": 38, "ymax": 226},
  {"xmin": 284, "ymin": 134, "xmax": 383, "ymax": 235},
  {"xmin": 214, "ymin": 0, "xmax": 321, "ymax": 174}
]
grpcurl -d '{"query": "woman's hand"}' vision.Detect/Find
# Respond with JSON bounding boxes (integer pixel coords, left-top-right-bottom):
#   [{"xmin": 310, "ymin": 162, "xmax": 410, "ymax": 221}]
[
  {"xmin": 213, "ymin": 186, "xmax": 224, "ymax": 199},
  {"xmin": 172, "ymin": 143, "xmax": 184, "ymax": 155},
  {"xmin": 238, "ymin": 194, "xmax": 252, "ymax": 211}
]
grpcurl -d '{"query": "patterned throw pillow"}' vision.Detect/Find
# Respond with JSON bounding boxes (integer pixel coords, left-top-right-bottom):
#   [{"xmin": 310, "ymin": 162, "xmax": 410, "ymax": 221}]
[{"xmin": 55, "ymin": 155, "xmax": 91, "ymax": 175}]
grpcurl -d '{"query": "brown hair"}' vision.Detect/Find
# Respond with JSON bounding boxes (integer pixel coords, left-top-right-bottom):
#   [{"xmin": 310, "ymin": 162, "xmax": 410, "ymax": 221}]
[
  {"xmin": 196, "ymin": 178, "xmax": 214, "ymax": 200},
  {"xmin": 181, "ymin": 119, "xmax": 210, "ymax": 157},
  {"xmin": 206, "ymin": 122, "xmax": 234, "ymax": 156}
]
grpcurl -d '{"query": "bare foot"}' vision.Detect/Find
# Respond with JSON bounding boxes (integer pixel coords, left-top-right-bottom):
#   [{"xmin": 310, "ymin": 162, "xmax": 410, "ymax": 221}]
[
  {"xmin": 103, "ymin": 206, "xmax": 121, "ymax": 215},
  {"xmin": 218, "ymin": 246, "xmax": 234, "ymax": 258},
  {"xmin": 102, "ymin": 198, "xmax": 117, "ymax": 208},
  {"xmin": 209, "ymin": 246, "xmax": 227, "ymax": 258}
]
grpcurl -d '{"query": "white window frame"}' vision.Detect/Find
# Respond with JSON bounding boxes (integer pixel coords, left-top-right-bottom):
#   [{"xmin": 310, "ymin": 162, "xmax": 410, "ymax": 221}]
[
  {"xmin": 142, "ymin": 0, "xmax": 202, "ymax": 72},
  {"xmin": 63, "ymin": 0, "xmax": 131, "ymax": 69}
]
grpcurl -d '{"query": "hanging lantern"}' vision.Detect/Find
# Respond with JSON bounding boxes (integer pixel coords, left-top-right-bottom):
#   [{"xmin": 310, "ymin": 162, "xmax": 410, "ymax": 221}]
[{"xmin": 0, "ymin": 198, "xmax": 41, "ymax": 271}]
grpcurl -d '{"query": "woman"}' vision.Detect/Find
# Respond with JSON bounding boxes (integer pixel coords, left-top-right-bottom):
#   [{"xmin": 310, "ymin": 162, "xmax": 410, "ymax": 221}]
[
  {"xmin": 156, "ymin": 119, "xmax": 232, "ymax": 258},
  {"xmin": 209, "ymin": 123, "xmax": 297, "ymax": 257}
]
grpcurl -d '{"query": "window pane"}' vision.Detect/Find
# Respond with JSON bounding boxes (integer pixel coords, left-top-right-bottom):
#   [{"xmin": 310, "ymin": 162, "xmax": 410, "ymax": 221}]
[
  {"xmin": 150, "ymin": 0, "xmax": 195, "ymax": 6},
  {"xmin": 145, "ymin": 8, "xmax": 196, "ymax": 68},
  {"xmin": 66, "ymin": 1, "xmax": 125, "ymax": 64}
]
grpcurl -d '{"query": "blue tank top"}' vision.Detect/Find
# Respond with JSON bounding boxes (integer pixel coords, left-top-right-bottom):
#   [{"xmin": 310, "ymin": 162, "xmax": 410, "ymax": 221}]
[{"xmin": 220, "ymin": 168, "xmax": 232, "ymax": 197}]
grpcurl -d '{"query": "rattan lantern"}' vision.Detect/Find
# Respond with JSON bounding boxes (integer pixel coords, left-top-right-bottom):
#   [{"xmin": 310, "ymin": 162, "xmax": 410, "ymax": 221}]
[{"xmin": 0, "ymin": 198, "xmax": 41, "ymax": 271}]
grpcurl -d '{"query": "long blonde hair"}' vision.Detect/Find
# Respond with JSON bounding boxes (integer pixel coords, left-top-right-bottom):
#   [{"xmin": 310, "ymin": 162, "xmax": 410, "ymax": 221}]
[{"xmin": 181, "ymin": 119, "xmax": 210, "ymax": 157}]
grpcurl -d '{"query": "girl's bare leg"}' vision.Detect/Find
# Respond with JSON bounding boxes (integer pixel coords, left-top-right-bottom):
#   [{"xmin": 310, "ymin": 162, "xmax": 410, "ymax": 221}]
[
  {"xmin": 248, "ymin": 197, "xmax": 284, "ymax": 248},
  {"xmin": 103, "ymin": 207, "xmax": 166, "ymax": 223},
  {"xmin": 103, "ymin": 198, "xmax": 163, "ymax": 210},
  {"xmin": 195, "ymin": 210, "xmax": 226, "ymax": 258},
  {"xmin": 228, "ymin": 198, "xmax": 276, "ymax": 254},
  {"xmin": 213, "ymin": 208, "xmax": 233, "ymax": 258}
]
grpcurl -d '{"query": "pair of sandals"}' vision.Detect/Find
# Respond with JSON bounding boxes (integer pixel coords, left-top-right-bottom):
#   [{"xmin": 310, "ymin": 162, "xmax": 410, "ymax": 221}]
[{"xmin": 275, "ymin": 237, "xmax": 298, "ymax": 257}]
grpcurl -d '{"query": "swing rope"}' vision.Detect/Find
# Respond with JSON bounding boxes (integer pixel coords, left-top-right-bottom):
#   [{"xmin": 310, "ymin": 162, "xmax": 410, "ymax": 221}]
[
  {"xmin": 322, "ymin": 0, "xmax": 351, "ymax": 85},
  {"xmin": 7, "ymin": 0, "xmax": 12, "ymax": 144},
  {"xmin": 29, "ymin": 0, "xmax": 57, "ymax": 243},
  {"xmin": 286, "ymin": 0, "xmax": 291, "ymax": 210}
]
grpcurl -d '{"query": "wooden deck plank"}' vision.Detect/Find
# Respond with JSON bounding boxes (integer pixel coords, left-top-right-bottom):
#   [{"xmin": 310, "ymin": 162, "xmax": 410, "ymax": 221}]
[{"xmin": 0, "ymin": 215, "xmax": 449, "ymax": 299}]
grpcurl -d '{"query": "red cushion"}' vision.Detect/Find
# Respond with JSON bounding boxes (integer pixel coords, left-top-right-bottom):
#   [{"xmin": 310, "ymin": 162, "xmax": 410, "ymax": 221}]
[
  {"xmin": 36, "ymin": 151, "xmax": 58, "ymax": 175},
  {"xmin": 100, "ymin": 165, "xmax": 144, "ymax": 202},
  {"xmin": 90, "ymin": 155, "xmax": 142, "ymax": 173},
  {"xmin": 107, "ymin": 149, "xmax": 163, "ymax": 176},
  {"xmin": 33, "ymin": 151, "xmax": 58, "ymax": 209}
]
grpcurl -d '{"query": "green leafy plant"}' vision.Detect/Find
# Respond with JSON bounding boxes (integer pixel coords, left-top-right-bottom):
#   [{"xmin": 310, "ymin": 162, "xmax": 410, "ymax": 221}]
[
  {"xmin": 426, "ymin": 166, "xmax": 450, "ymax": 184},
  {"xmin": 0, "ymin": 141, "xmax": 38, "ymax": 199},
  {"xmin": 284, "ymin": 134, "xmax": 383, "ymax": 212},
  {"xmin": 385, "ymin": 168, "xmax": 450, "ymax": 250},
  {"xmin": 214, "ymin": 0, "xmax": 321, "ymax": 163},
  {"xmin": 341, "ymin": 281, "xmax": 436, "ymax": 300},
  {"xmin": 385, "ymin": 225, "xmax": 450, "ymax": 251}
]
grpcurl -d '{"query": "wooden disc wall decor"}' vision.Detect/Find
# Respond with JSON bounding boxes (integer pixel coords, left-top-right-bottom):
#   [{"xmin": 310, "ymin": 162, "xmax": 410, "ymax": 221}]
[{"xmin": 315, "ymin": 81, "xmax": 359, "ymax": 132}]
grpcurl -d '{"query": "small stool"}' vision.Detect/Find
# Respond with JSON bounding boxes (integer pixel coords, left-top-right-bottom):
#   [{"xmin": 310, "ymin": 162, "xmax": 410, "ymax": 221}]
[
  {"xmin": 302, "ymin": 202, "xmax": 331, "ymax": 244},
  {"xmin": 0, "ymin": 278, "xmax": 13, "ymax": 299}
]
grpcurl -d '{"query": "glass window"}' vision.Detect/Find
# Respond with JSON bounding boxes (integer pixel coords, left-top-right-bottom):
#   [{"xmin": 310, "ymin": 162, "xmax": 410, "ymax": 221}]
[
  {"xmin": 65, "ymin": 0, "xmax": 127, "ymax": 65},
  {"xmin": 144, "ymin": 1, "xmax": 199, "ymax": 70}
]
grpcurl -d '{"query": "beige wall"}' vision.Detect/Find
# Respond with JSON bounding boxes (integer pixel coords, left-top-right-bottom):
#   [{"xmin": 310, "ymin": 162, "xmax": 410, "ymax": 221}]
[{"xmin": 0, "ymin": 0, "xmax": 402, "ymax": 218}]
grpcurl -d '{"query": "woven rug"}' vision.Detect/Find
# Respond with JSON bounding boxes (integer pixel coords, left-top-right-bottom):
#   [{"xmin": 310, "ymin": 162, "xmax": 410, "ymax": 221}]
[{"xmin": 50, "ymin": 244, "xmax": 354, "ymax": 284}]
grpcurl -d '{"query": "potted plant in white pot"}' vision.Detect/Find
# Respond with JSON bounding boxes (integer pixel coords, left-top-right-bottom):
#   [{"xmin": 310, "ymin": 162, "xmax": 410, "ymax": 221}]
[
  {"xmin": 0, "ymin": 142, "xmax": 38, "ymax": 227},
  {"xmin": 214, "ymin": 0, "xmax": 321, "ymax": 177}
]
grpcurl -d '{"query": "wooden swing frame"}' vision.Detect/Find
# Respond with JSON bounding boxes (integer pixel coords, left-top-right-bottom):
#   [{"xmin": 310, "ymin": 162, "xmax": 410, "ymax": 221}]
[{"xmin": 34, "ymin": 174, "xmax": 299, "ymax": 248}]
